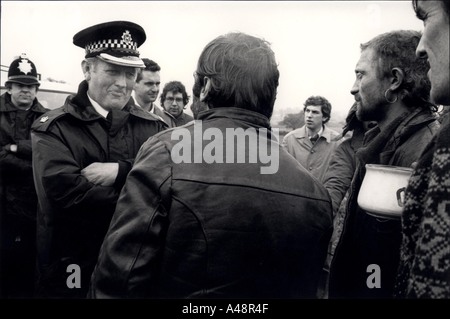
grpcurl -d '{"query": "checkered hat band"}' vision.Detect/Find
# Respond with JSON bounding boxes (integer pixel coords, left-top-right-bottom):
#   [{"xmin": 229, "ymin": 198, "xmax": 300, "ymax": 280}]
[{"xmin": 85, "ymin": 39, "xmax": 138, "ymax": 55}]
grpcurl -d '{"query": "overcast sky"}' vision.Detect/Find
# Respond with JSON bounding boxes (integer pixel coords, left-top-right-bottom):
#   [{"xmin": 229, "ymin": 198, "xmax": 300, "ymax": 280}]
[{"xmin": 1, "ymin": 1, "xmax": 423, "ymax": 123}]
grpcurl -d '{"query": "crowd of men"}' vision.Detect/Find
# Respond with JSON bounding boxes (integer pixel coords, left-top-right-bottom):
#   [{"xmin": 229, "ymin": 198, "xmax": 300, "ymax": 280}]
[{"xmin": 0, "ymin": 0, "xmax": 448, "ymax": 299}]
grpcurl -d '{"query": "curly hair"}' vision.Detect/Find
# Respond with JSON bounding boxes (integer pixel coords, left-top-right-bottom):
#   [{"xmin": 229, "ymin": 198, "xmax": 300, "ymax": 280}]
[
  {"xmin": 160, "ymin": 81, "xmax": 190, "ymax": 106},
  {"xmin": 303, "ymin": 95, "xmax": 332, "ymax": 124},
  {"xmin": 360, "ymin": 30, "xmax": 435, "ymax": 110}
]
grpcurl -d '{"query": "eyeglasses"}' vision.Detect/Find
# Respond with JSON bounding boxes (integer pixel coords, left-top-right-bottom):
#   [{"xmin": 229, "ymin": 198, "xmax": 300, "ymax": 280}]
[{"xmin": 165, "ymin": 97, "xmax": 184, "ymax": 104}]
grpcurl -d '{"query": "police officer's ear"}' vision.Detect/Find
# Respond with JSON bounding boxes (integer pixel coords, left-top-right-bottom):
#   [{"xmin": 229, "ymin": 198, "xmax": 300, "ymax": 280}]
[
  {"xmin": 5, "ymin": 83, "xmax": 12, "ymax": 94},
  {"xmin": 200, "ymin": 76, "xmax": 211, "ymax": 103},
  {"xmin": 81, "ymin": 60, "xmax": 92, "ymax": 82}
]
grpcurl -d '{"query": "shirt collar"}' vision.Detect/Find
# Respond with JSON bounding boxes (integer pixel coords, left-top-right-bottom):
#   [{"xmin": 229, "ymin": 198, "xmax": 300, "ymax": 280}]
[
  {"xmin": 308, "ymin": 126, "xmax": 323, "ymax": 139},
  {"xmin": 132, "ymin": 92, "xmax": 155, "ymax": 113},
  {"xmin": 87, "ymin": 92, "xmax": 109, "ymax": 118},
  {"xmin": 291, "ymin": 125, "xmax": 336, "ymax": 142}
]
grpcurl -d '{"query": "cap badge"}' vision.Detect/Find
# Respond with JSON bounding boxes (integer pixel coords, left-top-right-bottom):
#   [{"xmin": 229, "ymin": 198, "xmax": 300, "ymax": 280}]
[
  {"xmin": 121, "ymin": 30, "xmax": 133, "ymax": 46},
  {"xmin": 40, "ymin": 116, "xmax": 49, "ymax": 123},
  {"xmin": 18, "ymin": 59, "xmax": 33, "ymax": 75}
]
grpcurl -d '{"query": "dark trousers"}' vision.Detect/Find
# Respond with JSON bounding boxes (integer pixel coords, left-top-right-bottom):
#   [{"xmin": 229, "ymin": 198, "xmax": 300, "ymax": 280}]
[
  {"xmin": 0, "ymin": 213, "xmax": 37, "ymax": 299},
  {"xmin": 330, "ymin": 210, "xmax": 401, "ymax": 299}
]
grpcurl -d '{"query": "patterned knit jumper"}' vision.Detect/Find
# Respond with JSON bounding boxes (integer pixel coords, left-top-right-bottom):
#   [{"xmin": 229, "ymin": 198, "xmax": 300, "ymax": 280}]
[{"xmin": 395, "ymin": 113, "xmax": 450, "ymax": 298}]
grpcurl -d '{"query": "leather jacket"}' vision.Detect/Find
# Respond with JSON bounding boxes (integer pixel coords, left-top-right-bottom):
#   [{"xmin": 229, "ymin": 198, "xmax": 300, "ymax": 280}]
[{"xmin": 89, "ymin": 107, "xmax": 333, "ymax": 299}]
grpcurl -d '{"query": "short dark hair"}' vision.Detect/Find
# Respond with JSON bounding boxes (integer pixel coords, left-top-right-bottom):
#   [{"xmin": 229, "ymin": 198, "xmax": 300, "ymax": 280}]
[
  {"xmin": 303, "ymin": 95, "xmax": 332, "ymax": 124},
  {"xmin": 136, "ymin": 58, "xmax": 160, "ymax": 82},
  {"xmin": 194, "ymin": 32, "xmax": 279, "ymax": 119},
  {"xmin": 160, "ymin": 81, "xmax": 190, "ymax": 106}
]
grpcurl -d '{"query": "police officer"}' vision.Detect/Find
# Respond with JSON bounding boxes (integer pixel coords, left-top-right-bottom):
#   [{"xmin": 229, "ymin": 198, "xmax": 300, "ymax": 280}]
[
  {"xmin": 31, "ymin": 21, "xmax": 167, "ymax": 298},
  {"xmin": 0, "ymin": 54, "xmax": 49, "ymax": 298}
]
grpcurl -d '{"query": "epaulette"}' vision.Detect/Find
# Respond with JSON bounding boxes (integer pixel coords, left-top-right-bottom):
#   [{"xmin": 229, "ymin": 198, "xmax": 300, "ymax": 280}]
[{"xmin": 31, "ymin": 107, "xmax": 67, "ymax": 132}]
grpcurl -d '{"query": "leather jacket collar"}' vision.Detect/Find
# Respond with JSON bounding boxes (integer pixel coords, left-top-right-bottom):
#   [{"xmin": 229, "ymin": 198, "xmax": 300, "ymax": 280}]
[{"xmin": 198, "ymin": 107, "xmax": 271, "ymax": 129}]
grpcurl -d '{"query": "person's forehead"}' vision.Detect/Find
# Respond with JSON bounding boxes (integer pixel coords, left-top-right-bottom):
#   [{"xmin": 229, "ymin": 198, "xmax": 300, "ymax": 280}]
[
  {"xmin": 166, "ymin": 91, "xmax": 183, "ymax": 96},
  {"xmin": 305, "ymin": 105, "xmax": 322, "ymax": 110},
  {"xmin": 417, "ymin": 0, "xmax": 445, "ymax": 17},
  {"xmin": 356, "ymin": 49, "xmax": 376, "ymax": 69},
  {"xmin": 142, "ymin": 70, "xmax": 160, "ymax": 79},
  {"xmin": 417, "ymin": 0, "xmax": 435, "ymax": 11},
  {"xmin": 10, "ymin": 83, "xmax": 37, "ymax": 88}
]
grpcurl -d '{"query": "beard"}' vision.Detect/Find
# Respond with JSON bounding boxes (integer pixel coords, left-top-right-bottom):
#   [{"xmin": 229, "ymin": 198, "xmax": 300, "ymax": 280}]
[{"xmin": 355, "ymin": 99, "xmax": 386, "ymax": 122}]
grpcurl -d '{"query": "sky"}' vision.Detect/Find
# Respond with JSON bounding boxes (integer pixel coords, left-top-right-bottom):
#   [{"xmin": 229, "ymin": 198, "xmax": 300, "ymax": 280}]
[{"xmin": 1, "ymin": 0, "xmax": 424, "ymax": 123}]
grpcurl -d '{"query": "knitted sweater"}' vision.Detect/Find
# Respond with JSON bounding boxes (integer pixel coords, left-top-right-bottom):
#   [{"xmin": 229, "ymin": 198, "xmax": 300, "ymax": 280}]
[{"xmin": 395, "ymin": 113, "xmax": 450, "ymax": 298}]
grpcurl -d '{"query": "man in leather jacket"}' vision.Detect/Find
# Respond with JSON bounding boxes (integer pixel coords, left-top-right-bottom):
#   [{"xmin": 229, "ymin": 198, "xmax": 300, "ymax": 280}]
[{"xmin": 89, "ymin": 32, "xmax": 333, "ymax": 299}]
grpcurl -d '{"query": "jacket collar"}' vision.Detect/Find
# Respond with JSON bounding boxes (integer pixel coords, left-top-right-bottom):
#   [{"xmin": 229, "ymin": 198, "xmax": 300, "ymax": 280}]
[
  {"xmin": 358, "ymin": 106, "xmax": 438, "ymax": 164},
  {"xmin": 393, "ymin": 106, "xmax": 438, "ymax": 137},
  {"xmin": 290, "ymin": 125, "xmax": 336, "ymax": 143},
  {"xmin": 363, "ymin": 106, "xmax": 438, "ymax": 145},
  {"xmin": 198, "ymin": 107, "xmax": 271, "ymax": 129}
]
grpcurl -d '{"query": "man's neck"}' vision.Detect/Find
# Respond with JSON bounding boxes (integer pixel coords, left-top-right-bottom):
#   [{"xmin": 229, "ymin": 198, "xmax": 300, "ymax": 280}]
[
  {"xmin": 136, "ymin": 96, "xmax": 153, "ymax": 112},
  {"xmin": 87, "ymin": 92, "xmax": 109, "ymax": 118},
  {"xmin": 306, "ymin": 125, "xmax": 323, "ymax": 137},
  {"xmin": 377, "ymin": 102, "xmax": 410, "ymax": 131},
  {"xmin": 14, "ymin": 104, "xmax": 32, "ymax": 111}
]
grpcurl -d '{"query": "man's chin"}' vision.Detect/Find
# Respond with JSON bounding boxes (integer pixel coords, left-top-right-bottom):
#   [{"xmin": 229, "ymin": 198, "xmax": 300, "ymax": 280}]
[{"xmin": 106, "ymin": 102, "xmax": 127, "ymax": 110}]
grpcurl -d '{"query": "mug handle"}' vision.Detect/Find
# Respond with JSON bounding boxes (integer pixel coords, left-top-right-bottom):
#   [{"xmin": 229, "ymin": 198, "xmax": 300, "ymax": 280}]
[{"xmin": 396, "ymin": 187, "xmax": 406, "ymax": 207}]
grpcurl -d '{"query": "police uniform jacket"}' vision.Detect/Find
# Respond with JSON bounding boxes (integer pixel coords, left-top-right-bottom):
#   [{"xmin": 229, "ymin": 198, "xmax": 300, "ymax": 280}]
[
  {"xmin": 0, "ymin": 92, "xmax": 49, "ymax": 219},
  {"xmin": 31, "ymin": 80, "xmax": 167, "ymax": 298}
]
